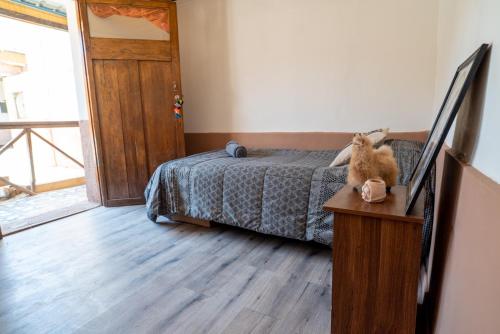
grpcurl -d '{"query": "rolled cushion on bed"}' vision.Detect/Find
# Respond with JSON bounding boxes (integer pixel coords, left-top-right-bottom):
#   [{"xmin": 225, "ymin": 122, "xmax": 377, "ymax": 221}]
[{"xmin": 226, "ymin": 141, "xmax": 247, "ymax": 158}]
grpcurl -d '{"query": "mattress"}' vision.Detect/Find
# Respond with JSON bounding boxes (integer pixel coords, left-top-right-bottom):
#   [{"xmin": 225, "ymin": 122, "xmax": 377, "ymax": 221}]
[{"xmin": 145, "ymin": 140, "xmax": 435, "ymax": 262}]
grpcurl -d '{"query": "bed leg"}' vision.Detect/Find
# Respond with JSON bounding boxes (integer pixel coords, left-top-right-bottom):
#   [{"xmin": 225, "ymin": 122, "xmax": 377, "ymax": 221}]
[{"xmin": 168, "ymin": 215, "xmax": 212, "ymax": 228}]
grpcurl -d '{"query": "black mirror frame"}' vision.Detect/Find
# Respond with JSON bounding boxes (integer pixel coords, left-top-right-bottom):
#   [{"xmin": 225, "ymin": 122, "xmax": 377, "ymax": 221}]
[{"xmin": 405, "ymin": 43, "xmax": 490, "ymax": 215}]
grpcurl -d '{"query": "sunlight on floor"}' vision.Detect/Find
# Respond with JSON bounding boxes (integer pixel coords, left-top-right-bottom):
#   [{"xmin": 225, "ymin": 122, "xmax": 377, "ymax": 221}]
[{"xmin": 0, "ymin": 185, "xmax": 98, "ymax": 235}]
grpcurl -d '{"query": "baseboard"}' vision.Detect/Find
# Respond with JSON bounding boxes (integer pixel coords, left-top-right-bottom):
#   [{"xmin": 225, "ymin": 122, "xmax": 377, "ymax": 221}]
[
  {"xmin": 185, "ymin": 131, "xmax": 429, "ymax": 155},
  {"xmin": 103, "ymin": 197, "xmax": 145, "ymax": 207},
  {"xmin": 426, "ymin": 149, "xmax": 500, "ymax": 333}
]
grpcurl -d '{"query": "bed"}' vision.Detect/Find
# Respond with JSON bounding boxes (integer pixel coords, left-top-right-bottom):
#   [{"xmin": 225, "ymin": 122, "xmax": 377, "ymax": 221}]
[{"xmin": 145, "ymin": 139, "xmax": 435, "ymax": 260}]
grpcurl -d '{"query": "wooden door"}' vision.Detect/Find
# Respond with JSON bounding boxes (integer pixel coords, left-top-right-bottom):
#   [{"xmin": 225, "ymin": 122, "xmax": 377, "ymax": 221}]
[{"xmin": 77, "ymin": 0, "xmax": 185, "ymax": 206}]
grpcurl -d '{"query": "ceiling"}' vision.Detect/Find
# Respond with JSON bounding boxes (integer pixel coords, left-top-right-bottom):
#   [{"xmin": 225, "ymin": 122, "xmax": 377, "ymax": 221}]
[
  {"xmin": 11, "ymin": 0, "xmax": 66, "ymax": 16},
  {"xmin": 0, "ymin": 0, "xmax": 68, "ymax": 29}
]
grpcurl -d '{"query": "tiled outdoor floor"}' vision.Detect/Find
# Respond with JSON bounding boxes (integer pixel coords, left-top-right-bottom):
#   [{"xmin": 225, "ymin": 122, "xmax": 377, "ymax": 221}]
[{"xmin": 0, "ymin": 185, "xmax": 98, "ymax": 234}]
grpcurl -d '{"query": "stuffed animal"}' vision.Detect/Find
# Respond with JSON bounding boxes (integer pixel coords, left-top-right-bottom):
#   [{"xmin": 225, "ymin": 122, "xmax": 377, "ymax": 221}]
[{"xmin": 347, "ymin": 133, "xmax": 398, "ymax": 191}]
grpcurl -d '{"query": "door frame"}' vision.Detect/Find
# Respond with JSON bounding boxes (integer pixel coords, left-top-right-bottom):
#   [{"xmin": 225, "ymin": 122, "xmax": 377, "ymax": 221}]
[{"xmin": 73, "ymin": 0, "xmax": 181, "ymax": 206}]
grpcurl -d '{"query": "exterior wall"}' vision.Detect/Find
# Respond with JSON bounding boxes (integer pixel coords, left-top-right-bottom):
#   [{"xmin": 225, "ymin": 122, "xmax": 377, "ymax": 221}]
[
  {"xmin": 0, "ymin": 16, "xmax": 79, "ymax": 122},
  {"xmin": 0, "ymin": 15, "xmax": 82, "ymax": 184},
  {"xmin": 0, "ymin": 81, "xmax": 11, "ymax": 144}
]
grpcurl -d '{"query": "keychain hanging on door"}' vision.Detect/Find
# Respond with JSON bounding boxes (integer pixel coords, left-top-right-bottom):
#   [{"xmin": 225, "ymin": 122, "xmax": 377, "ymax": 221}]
[{"xmin": 174, "ymin": 95, "xmax": 183, "ymax": 119}]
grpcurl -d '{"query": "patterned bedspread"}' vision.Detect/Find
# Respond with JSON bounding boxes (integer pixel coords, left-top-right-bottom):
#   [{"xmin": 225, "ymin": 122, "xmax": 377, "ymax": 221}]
[{"xmin": 145, "ymin": 140, "xmax": 434, "ymax": 258}]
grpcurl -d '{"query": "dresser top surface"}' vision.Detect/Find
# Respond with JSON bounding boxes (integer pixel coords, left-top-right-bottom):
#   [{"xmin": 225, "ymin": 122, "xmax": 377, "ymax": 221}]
[{"xmin": 323, "ymin": 185, "xmax": 425, "ymax": 224}]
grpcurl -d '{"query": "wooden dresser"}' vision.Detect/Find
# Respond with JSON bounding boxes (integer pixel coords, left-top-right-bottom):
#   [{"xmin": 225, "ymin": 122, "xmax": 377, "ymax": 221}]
[
  {"xmin": 324, "ymin": 185, "xmax": 424, "ymax": 334},
  {"xmin": 77, "ymin": 0, "xmax": 185, "ymax": 206}
]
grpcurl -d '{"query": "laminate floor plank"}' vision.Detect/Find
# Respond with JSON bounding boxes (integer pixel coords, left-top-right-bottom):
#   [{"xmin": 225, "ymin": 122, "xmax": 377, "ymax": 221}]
[
  {"xmin": 221, "ymin": 308, "xmax": 272, "ymax": 334},
  {"xmin": 0, "ymin": 205, "xmax": 331, "ymax": 334},
  {"xmin": 268, "ymin": 282, "xmax": 331, "ymax": 334},
  {"xmin": 1, "ymin": 225, "xmax": 214, "ymax": 333}
]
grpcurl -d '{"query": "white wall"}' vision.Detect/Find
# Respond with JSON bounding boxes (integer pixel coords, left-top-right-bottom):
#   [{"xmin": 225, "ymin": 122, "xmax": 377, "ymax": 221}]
[
  {"xmin": 177, "ymin": 0, "xmax": 438, "ymax": 133},
  {"xmin": 434, "ymin": 0, "xmax": 500, "ymax": 183}
]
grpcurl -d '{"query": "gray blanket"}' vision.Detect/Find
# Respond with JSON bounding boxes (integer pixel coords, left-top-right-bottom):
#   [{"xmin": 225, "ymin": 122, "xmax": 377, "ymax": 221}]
[{"xmin": 145, "ymin": 140, "xmax": 434, "ymax": 258}]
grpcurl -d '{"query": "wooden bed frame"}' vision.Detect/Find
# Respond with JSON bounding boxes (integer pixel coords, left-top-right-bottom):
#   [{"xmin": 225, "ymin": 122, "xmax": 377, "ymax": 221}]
[{"xmin": 167, "ymin": 214, "xmax": 212, "ymax": 228}]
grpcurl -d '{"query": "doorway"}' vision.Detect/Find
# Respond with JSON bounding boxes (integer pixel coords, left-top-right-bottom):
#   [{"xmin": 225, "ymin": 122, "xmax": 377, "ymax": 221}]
[{"xmin": 0, "ymin": 0, "xmax": 99, "ymax": 236}]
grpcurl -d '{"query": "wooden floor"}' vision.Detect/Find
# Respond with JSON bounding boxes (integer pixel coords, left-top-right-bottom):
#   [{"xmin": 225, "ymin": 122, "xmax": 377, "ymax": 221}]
[{"xmin": 0, "ymin": 205, "xmax": 332, "ymax": 334}]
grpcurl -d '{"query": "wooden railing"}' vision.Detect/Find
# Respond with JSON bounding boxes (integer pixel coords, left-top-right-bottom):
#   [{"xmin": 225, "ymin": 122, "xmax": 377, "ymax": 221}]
[{"xmin": 0, "ymin": 121, "xmax": 83, "ymax": 195}]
